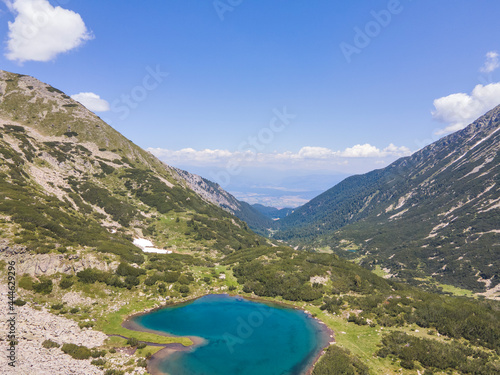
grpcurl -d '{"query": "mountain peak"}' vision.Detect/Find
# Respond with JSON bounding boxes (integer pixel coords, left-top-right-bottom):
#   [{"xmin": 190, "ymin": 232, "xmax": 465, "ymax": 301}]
[
  {"xmin": 273, "ymin": 107, "xmax": 500, "ymax": 294},
  {"xmin": 0, "ymin": 69, "xmax": 263, "ymax": 261}
]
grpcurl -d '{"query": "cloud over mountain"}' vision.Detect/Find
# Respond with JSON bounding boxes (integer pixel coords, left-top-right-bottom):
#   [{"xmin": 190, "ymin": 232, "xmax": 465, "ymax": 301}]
[
  {"xmin": 71, "ymin": 92, "xmax": 110, "ymax": 112},
  {"xmin": 432, "ymin": 82, "xmax": 500, "ymax": 135},
  {"xmin": 148, "ymin": 143, "xmax": 412, "ymax": 171}
]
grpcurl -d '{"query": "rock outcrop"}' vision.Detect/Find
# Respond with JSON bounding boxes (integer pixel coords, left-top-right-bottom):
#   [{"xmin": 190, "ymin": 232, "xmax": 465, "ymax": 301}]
[
  {"xmin": 0, "ymin": 241, "xmax": 119, "ymax": 276},
  {"xmin": 0, "ymin": 284, "xmax": 107, "ymax": 375}
]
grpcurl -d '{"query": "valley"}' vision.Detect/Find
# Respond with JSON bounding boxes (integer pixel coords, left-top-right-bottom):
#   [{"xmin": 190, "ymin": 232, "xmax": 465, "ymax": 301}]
[
  {"xmin": 0, "ymin": 70, "xmax": 499, "ymax": 375},
  {"xmin": 260, "ymin": 106, "xmax": 500, "ymax": 297}
]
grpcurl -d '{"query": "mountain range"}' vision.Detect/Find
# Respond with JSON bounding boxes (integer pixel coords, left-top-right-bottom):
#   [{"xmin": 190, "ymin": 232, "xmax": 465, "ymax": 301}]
[
  {"xmin": 271, "ymin": 105, "xmax": 500, "ymax": 293},
  {"xmin": 175, "ymin": 103, "xmax": 499, "ymax": 294},
  {"xmin": 0, "ymin": 69, "xmax": 266, "ymax": 264},
  {"xmin": 1, "ymin": 69, "xmax": 499, "ymax": 375}
]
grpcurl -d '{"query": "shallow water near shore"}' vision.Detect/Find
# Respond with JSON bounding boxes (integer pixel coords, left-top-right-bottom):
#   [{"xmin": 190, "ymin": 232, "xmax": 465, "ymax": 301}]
[{"xmin": 131, "ymin": 294, "xmax": 330, "ymax": 375}]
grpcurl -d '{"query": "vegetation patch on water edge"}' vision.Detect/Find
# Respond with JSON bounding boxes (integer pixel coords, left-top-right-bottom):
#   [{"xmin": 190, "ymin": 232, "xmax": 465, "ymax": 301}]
[
  {"xmin": 97, "ymin": 302, "xmax": 193, "ymax": 347},
  {"xmin": 313, "ymin": 345, "xmax": 369, "ymax": 375},
  {"xmin": 10, "ymin": 243, "xmax": 500, "ymax": 374}
]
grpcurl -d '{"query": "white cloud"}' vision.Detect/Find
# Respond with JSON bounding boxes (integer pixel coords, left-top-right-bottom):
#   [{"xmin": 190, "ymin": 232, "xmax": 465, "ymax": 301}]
[
  {"xmin": 341, "ymin": 143, "xmax": 411, "ymax": 158},
  {"xmin": 432, "ymin": 82, "xmax": 500, "ymax": 135},
  {"xmin": 480, "ymin": 51, "xmax": 500, "ymax": 73},
  {"xmin": 148, "ymin": 143, "xmax": 412, "ymax": 171},
  {"xmin": 297, "ymin": 146, "xmax": 336, "ymax": 159},
  {"xmin": 290, "ymin": 144, "xmax": 411, "ymax": 159},
  {"xmin": 71, "ymin": 92, "xmax": 110, "ymax": 112},
  {"xmin": 4, "ymin": 0, "xmax": 92, "ymax": 62}
]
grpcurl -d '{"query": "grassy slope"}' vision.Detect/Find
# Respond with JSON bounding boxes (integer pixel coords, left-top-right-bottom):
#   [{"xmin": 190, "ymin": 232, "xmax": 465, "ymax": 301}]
[
  {"xmin": 272, "ymin": 106, "xmax": 500, "ymax": 294},
  {"xmin": 2, "ymin": 70, "xmax": 498, "ymax": 374},
  {"xmin": 10, "ymin": 241, "xmax": 500, "ymax": 375}
]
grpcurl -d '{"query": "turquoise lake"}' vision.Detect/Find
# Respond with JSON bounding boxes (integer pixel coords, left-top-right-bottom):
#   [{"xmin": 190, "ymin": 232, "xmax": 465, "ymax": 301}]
[{"xmin": 132, "ymin": 294, "xmax": 330, "ymax": 375}]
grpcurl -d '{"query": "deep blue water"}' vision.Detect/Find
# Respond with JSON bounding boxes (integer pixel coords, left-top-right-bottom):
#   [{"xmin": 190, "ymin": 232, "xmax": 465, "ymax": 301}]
[{"xmin": 133, "ymin": 294, "xmax": 329, "ymax": 375}]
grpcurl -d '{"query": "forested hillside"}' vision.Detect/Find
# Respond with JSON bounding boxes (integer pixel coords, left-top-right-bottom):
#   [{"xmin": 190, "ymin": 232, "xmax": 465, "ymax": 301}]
[
  {"xmin": 0, "ymin": 70, "xmax": 265, "ymax": 261},
  {"xmin": 272, "ymin": 106, "xmax": 500, "ymax": 293},
  {"xmin": 1, "ymin": 69, "xmax": 499, "ymax": 375}
]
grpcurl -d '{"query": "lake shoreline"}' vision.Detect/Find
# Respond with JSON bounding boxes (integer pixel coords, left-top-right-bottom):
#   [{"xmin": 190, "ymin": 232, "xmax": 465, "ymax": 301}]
[
  {"xmin": 122, "ymin": 293, "xmax": 335, "ymax": 375},
  {"xmin": 121, "ymin": 317, "xmax": 206, "ymax": 375}
]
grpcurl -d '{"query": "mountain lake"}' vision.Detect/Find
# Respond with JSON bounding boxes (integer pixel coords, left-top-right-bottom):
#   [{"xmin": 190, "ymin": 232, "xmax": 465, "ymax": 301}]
[{"xmin": 128, "ymin": 294, "xmax": 332, "ymax": 375}]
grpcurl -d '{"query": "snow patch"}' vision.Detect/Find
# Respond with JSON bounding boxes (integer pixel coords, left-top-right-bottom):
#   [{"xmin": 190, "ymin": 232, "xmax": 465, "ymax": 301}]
[
  {"xmin": 477, "ymin": 282, "xmax": 500, "ymax": 301},
  {"xmin": 382, "ymin": 268, "xmax": 394, "ymax": 279},
  {"xmin": 439, "ymin": 201, "xmax": 466, "ymax": 217},
  {"xmin": 133, "ymin": 238, "xmax": 154, "ymax": 248},
  {"xmin": 474, "ymin": 229, "xmax": 500, "ymax": 237},
  {"xmin": 142, "ymin": 248, "xmax": 172, "ymax": 254},
  {"xmin": 133, "ymin": 238, "xmax": 172, "ymax": 254}
]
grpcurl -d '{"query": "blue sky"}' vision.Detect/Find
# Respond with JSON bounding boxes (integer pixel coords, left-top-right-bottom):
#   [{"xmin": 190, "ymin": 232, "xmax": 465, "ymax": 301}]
[{"xmin": 1, "ymin": 0, "xmax": 500, "ymax": 207}]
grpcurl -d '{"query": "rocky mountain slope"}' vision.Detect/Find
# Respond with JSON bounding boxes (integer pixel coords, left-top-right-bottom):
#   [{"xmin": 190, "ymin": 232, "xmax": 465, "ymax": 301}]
[
  {"xmin": 0, "ymin": 69, "xmax": 277, "ymax": 374},
  {"xmin": 0, "ymin": 70, "xmax": 265, "ymax": 266},
  {"xmin": 174, "ymin": 167, "xmax": 273, "ymax": 235},
  {"xmin": 1, "ymin": 69, "xmax": 499, "ymax": 375},
  {"xmin": 273, "ymin": 105, "xmax": 500, "ymax": 293},
  {"xmin": 0, "ymin": 281, "xmax": 109, "ymax": 375}
]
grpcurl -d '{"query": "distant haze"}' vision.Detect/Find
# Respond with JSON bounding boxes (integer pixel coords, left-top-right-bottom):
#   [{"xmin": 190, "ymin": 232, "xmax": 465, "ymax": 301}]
[{"xmin": 173, "ymin": 165, "xmax": 350, "ymax": 208}]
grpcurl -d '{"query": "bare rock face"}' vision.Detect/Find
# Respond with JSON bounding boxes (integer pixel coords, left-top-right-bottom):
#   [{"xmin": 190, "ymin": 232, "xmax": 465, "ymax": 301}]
[
  {"xmin": 0, "ymin": 241, "xmax": 119, "ymax": 276},
  {"xmin": 174, "ymin": 167, "xmax": 241, "ymax": 212},
  {"xmin": 173, "ymin": 167, "xmax": 274, "ymax": 234},
  {"xmin": 0, "ymin": 284, "xmax": 107, "ymax": 375},
  {"xmin": 17, "ymin": 253, "xmax": 119, "ymax": 276},
  {"xmin": 0, "ymin": 239, "xmax": 27, "ymax": 256}
]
